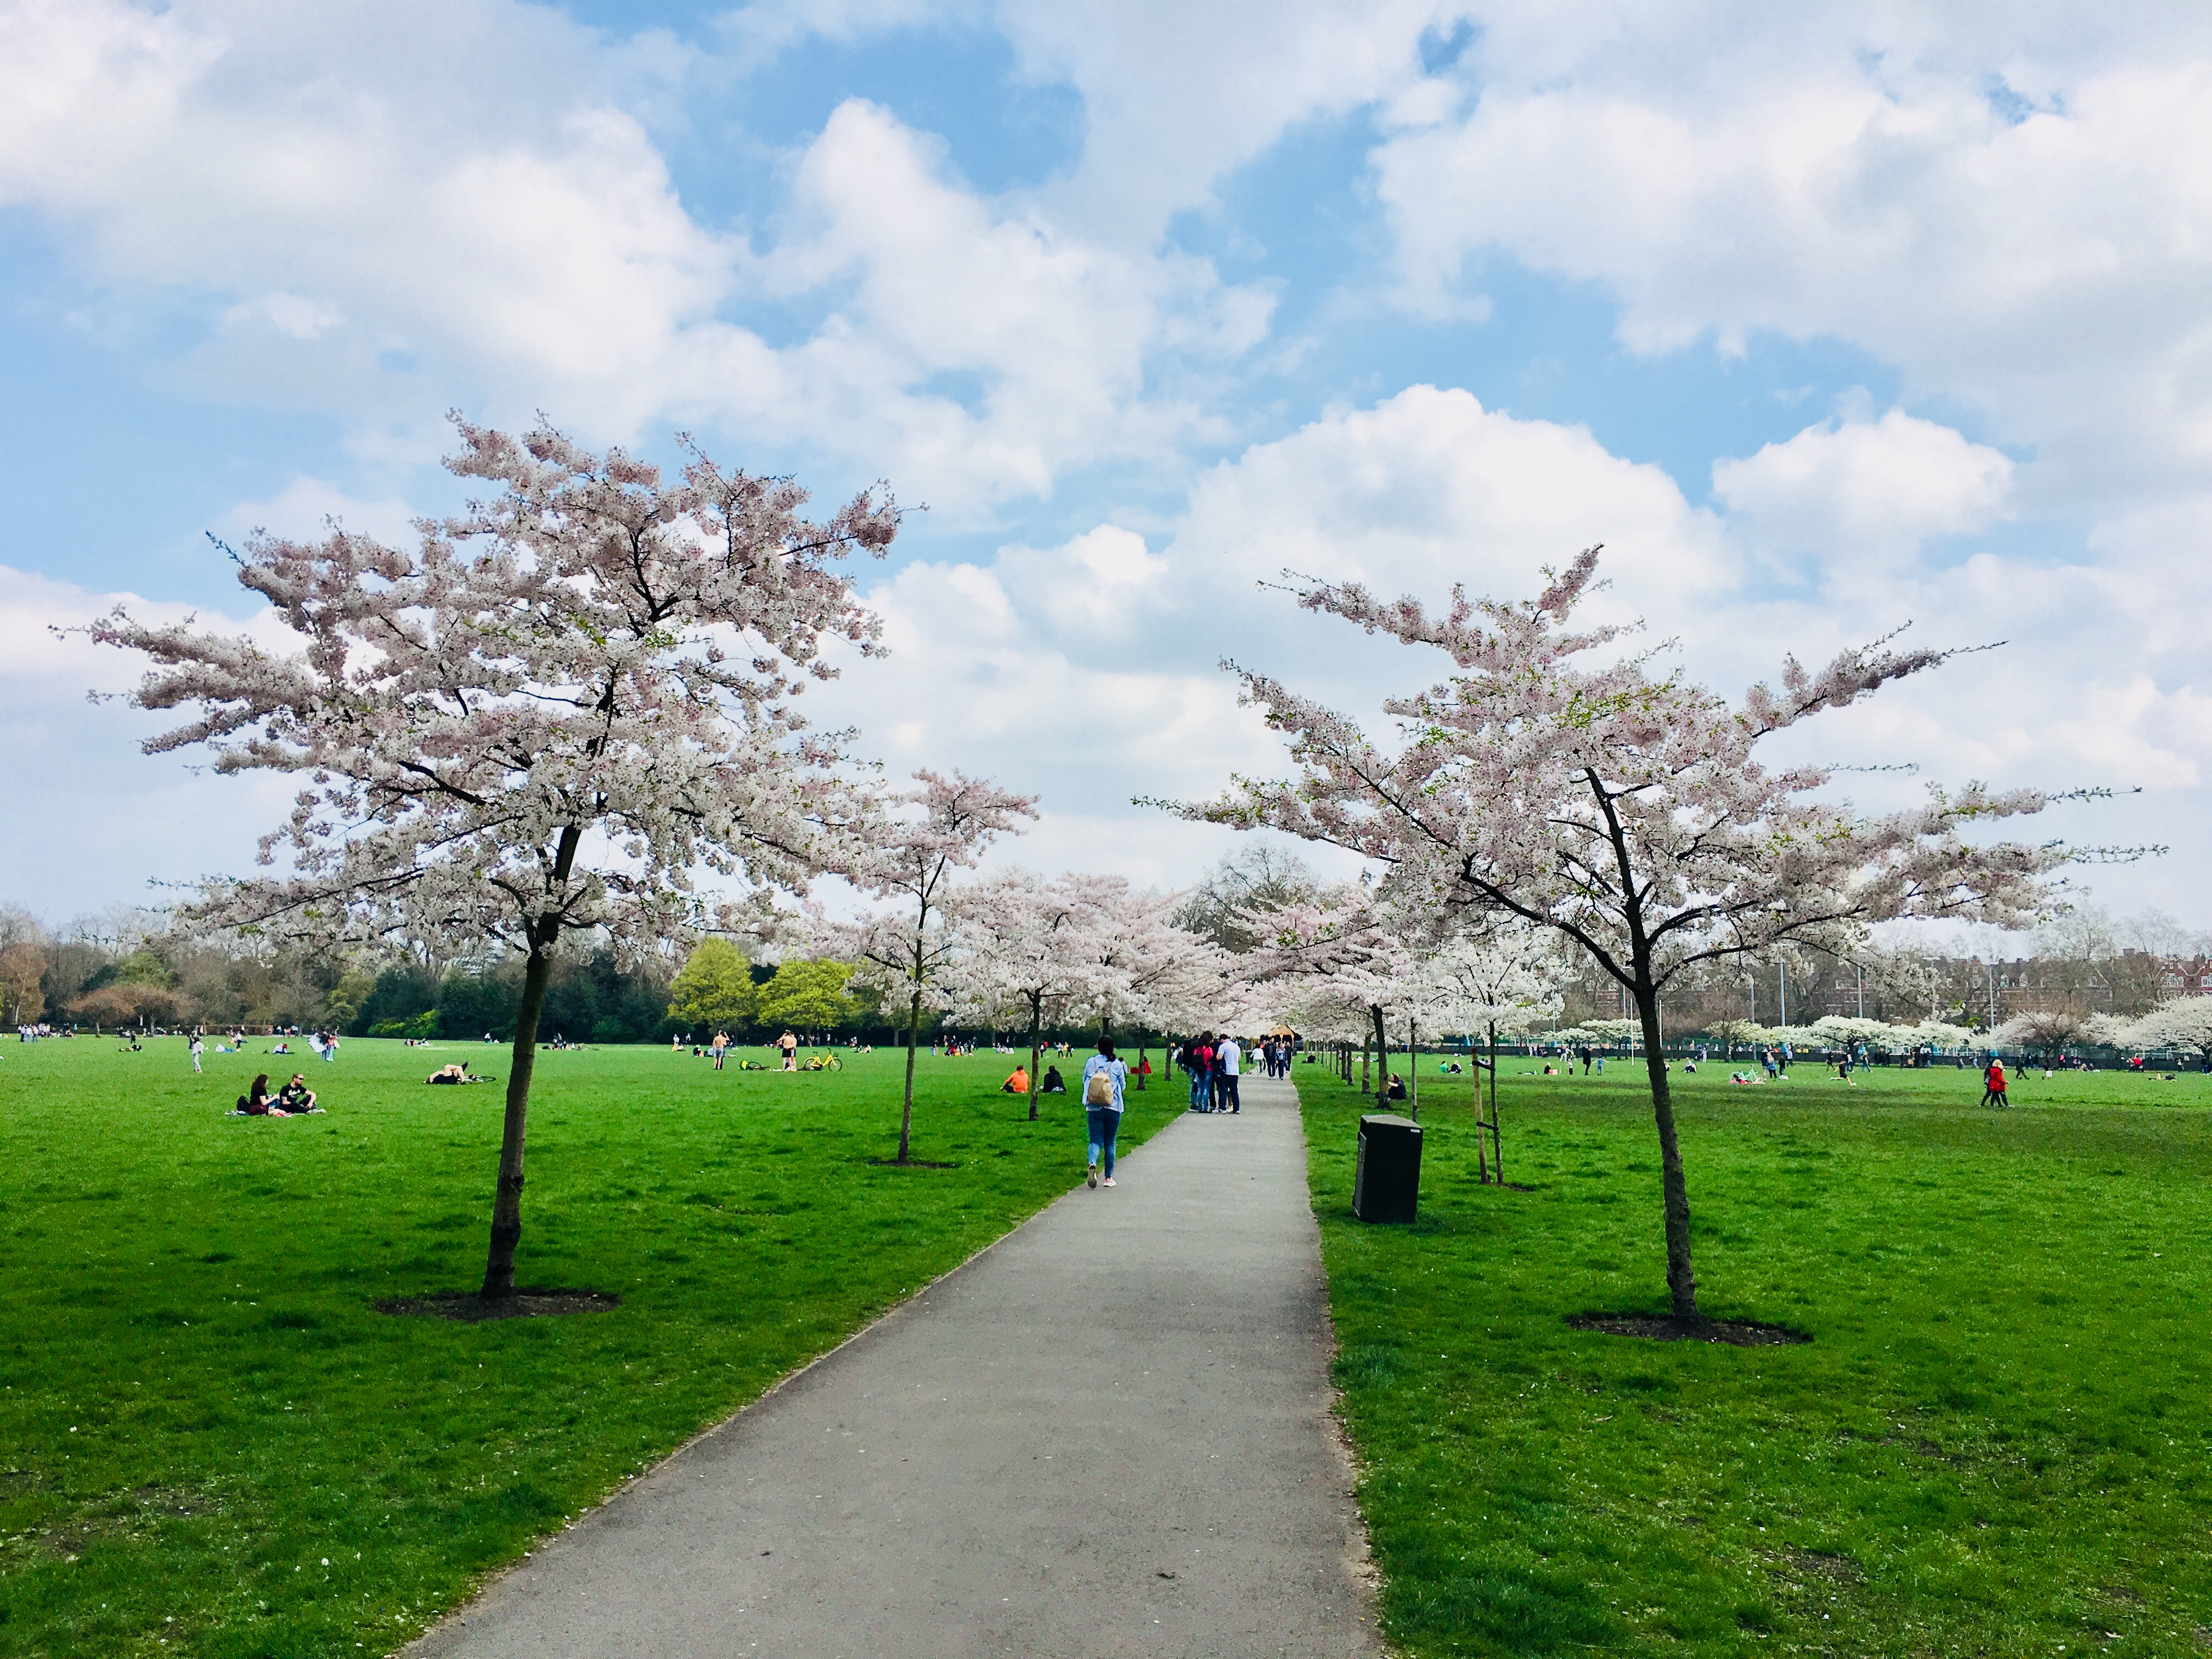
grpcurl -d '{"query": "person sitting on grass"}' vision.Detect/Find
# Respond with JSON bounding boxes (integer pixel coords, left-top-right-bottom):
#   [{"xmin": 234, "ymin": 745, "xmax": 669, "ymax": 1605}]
[
  {"xmin": 1002, "ymin": 1066, "xmax": 1031, "ymax": 1094},
  {"xmin": 236, "ymin": 1074, "xmax": 274, "ymax": 1115},
  {"xmin": 1730, "ymin": 1070, "xmax": 1758, "ymax": 1084},
  {"xmin": 1385, "ymin": 1072, "xmax": 1407, "ymax": 1101},
  {"xmin": 274, "ymin": 1075, "xmax": 319, "ymax": 1114},
  {"xmin": 1040, "ymin": 1064, "xmax": 1066, "ymax": 1094}
]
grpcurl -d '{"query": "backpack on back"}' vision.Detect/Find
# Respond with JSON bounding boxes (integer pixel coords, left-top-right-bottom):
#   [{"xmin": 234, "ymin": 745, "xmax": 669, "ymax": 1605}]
[{"xmin": 1085, "ymin": 1066, "xmax": 1115, "ymax": 1107}]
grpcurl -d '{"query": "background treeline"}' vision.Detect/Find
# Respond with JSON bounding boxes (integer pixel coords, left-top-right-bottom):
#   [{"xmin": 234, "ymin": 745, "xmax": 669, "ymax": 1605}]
[{"xmin": 7, "ymin": 866, "xmax": 2207, "ymax": 1045}]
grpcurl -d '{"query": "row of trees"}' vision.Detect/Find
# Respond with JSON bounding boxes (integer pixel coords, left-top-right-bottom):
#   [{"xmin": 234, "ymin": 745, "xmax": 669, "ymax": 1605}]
[{"xmin": 86, "ymin": 417, "xmax": 2131, "ymax": 1319}]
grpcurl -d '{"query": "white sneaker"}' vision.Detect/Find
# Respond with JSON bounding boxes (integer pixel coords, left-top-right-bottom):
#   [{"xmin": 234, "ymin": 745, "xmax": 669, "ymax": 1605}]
[
  {"xmin": 1102, "ymin": 1177, "xmax": 1116, "ymax": 1187},
  {"xmin": 1086, "ymin": 1163, "xmax": 1100, "ymax": 1189}
]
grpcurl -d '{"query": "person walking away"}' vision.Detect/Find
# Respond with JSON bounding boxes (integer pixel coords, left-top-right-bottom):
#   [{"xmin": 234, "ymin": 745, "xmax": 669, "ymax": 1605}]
[
  {"xmin": 190, "ymin": 1034, "xmax": 204, "ymax": 1074},
  {"xmin": 1216, "ymin": 1033, "xmax": 1243, "ymax": 1114},
  {"xmin": 1981, "ymin": 1054, "xmax": 2008, "ymax": 1108},
  {"xmin": 1081, "ymin": 1041, "xmax": 1129, "ymax": 1188}
]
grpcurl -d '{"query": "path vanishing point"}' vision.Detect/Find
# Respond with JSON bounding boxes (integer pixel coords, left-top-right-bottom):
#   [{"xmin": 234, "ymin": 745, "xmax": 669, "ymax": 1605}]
[{"xmin": 409, "ymin": 1070, "xmax": 1383, "ymax": 1658}]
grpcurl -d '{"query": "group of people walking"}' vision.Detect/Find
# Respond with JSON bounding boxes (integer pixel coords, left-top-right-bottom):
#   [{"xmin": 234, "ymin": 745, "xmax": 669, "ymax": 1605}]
[{"xmin": 1170, "ymin": 1032, "xmax": 1294, "ymax": 1114}]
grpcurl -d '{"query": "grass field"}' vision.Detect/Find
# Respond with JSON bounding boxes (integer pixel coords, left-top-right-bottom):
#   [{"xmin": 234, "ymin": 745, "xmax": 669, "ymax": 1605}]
[
  {"xmin": 1298, "ymin": 1057, "xmax": 2212, "ymax": 1657},
  {"xmin": 0, "ymin": 1035, "xmax": 1177, "ymax": 1659}
]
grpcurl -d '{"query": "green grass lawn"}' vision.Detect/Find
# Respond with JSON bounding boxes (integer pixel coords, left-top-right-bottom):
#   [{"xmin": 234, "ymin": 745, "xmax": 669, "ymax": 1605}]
[
  {"xmin": 1298, "ymin": 1056, "xmax": 2212, "ymax": 1657},
  {"xmin": 0, "ymin": 1035, "xmax": 1176, "ymax": 1659}
]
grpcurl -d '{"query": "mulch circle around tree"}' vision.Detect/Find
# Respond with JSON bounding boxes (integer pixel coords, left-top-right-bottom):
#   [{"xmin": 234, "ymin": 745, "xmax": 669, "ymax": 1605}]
[
  {"xmin": 864, "ymin": 1158, "xmax": 960, "ymax": 1169},
  {"xmin": 371, "ymin": 1289, "xmax": 621, "ymax": 1322},
  {"xmin": 1565, "ymin": 1312, "xmax": 1810, "ymax": 1347}
]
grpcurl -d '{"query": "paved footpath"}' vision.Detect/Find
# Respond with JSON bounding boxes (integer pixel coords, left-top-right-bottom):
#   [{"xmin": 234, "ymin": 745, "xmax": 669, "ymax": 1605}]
[{"xmin": 410, "ymin": 1071, "xmax": 1381, "ymax": 1659}]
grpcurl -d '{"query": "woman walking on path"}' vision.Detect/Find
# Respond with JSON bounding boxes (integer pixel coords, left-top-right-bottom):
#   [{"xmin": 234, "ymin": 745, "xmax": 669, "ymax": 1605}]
[{"xmin": 1081, "ymin": 1040, "xmax": 1129, "ymax": 1189}]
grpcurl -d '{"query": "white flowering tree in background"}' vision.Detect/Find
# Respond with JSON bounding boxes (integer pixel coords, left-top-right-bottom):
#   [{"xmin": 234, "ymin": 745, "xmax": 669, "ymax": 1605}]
[
  {"xmin": 1064, "ymin": 881, "xmax": 1238, "ymax": 1079},
  {"xmin": 941, "ymin": 870, "xmax": 1110, "ymax": 1121},
  {"xmin": 1182, "ymin": 548, "xmax": 2112, "ymax": 1320},
  {"xmin": 1234, "ymin": 893, "xmax": 1415, "ymax": 1107},
  {"xmin": 832, "ymin": 770, "xmax": 1036, "ymax": 1164},
  {"xmin": 89, "ymin": 419, "xmax": 900, "ymax": 1298},
  {"xmin": 1410, "ymin": 929, "xmax": 1567, "ymax": 1181},
  {"xmin": 2123, "ymin": 998, "xmax": 2212, "ymax": 1062}
]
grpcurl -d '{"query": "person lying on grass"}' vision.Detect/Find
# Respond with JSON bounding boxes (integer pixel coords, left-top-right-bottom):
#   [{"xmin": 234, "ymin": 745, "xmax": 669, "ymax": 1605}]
[{"xmin": 426, "ymin": 1063, "xmax": 486, "ymax": 1085}]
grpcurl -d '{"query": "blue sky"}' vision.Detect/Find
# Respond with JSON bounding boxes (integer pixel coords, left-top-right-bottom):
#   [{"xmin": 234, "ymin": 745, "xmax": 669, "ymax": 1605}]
[{"xmin": 4, "ymin": 1, "xmax": 2209, "ymax": 928}]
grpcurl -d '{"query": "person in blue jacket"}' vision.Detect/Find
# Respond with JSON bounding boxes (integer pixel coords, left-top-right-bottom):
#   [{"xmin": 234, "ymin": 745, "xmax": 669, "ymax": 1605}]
[{"xmin": 1080, "ymin": 1040, "xmax": 1130, "ymax": 1189}]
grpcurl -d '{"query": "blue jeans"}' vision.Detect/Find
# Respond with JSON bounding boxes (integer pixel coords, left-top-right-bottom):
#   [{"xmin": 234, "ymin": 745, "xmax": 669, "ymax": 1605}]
[
  {"xmin": 1188, "ymin": 1070, "xmax": 1210, "ymax": 1111},
  {"xmin": 1086, "ymin": 1106, "xmax": 1121, "ymax": 1177}
]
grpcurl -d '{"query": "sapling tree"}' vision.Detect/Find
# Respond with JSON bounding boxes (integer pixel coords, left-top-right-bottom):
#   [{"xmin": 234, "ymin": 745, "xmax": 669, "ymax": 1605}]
[
  {"xmin": 1183, "ymin": 548, "xmax": 2115, "ymax": 1318},
  {"xmin": 89, "ymin": 417, "xmax": 899, "ymax": 1297},
  {"xmin": 833, "ymin": 770, "xmax": 1036, "ymax": 1163}
]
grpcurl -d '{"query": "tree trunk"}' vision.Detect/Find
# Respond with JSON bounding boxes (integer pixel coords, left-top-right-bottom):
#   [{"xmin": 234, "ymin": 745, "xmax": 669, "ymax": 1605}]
[
  {"xmin": 1371, "ymin": 1004, "xmax": 1390, "ymax": 1109},
  {"xmin": 1407, "ymin": 1016, "xmax": 1419, "ymax": 1121},
  {"xmin": 1360, "ymin": 1033, "xmax": 1369, "ymax": 1095},
  {"xmin": 1472, "ymin": 1040, "xmax": 1488, "ymax": 1183},
  {"xmin": 481, "ymin": 926, "xmax": 556, "ymax": 1300},
  {"xmin": 1487, "ymin": 1021, "xmax": 1502, "ymax": 1185},
  {"xmin": 1025, "ymin": 995, "xmax": 1042, "ymax": 1122},
  {"xmin": 899, "ymin": 986, "xmax": 922, "ymax": 1164},
  {"xmin": 1634, "ymin": 978, "xmax": 1697, "ymax": 1318}
]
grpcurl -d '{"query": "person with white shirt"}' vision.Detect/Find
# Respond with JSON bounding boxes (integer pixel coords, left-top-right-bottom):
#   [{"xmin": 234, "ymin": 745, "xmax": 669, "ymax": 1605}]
[{"xmin": 1215, "ymin": 1034, "xmax": 1242, "ymax": 1114}]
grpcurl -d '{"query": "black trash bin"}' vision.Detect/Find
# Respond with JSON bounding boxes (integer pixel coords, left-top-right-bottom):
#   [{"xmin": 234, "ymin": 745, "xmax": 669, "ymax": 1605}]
[{"xmin": 1353, "ymin": 1113, "xmax": 1421, "ymax": 1223}]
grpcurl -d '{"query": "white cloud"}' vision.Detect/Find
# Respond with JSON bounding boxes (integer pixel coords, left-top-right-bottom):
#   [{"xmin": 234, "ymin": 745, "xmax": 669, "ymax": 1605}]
[
  {"xmin": 1372, "ymin": 8, "xmax": 2212, "ymax": 501},
  {"xmin": 1713, "ymin": 409, "xmax": 2015, "ymax": 582},
  {"xmin": 222, "ymin": 478, "xmax": 420, "ymax": 546},
  {"xmin": 0, "ymin": 1, "xmax": 1274, "ymax": 515},
  {"xmin": 0, "ymin": 563, "xmax": 296, "ymax": 919},
  {"xmin": 994, "ymin": 0, "xmax": 1456, "ymax": 242},
  {"xmin": 1173, "ymin": 384, "xmax": 1737, "ymax": 636}
]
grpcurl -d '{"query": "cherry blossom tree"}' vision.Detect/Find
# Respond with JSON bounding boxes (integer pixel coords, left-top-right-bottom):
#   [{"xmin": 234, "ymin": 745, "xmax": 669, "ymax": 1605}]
[
  {"xmin": 1069, "ymin": 880, "xmax": 1239, "ymax": 1054},
  {"xmin": 1409, "ymin": 929, "xmax": 1567, "ymax": 1181},
  {"xmin": 832, "ymin": 770, "xmax": 1036, "ymax": 1163},
  {"xmin": 941, "ymin": 870, "xmax": 1108, "ymax": 1120},
  {"xmin": 2120, "ymin": 997, "xmax": 2212, "ymax": 1062},
  {"xmin": 1182, "ymin": 548, "xmax": 2112, "ymax": 1318},
  {"xmin": 1234, "ymin": 893, "xmax": 1414, "ymax": 1108},
  {"xmin": 88, "ymin": 417, "xmax": 899, "ymax": 1297}
]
